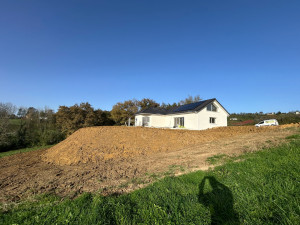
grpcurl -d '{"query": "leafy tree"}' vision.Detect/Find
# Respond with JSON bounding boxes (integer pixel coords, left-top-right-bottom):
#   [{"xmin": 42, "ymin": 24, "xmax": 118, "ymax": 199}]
[
  {"xmin": 94, "ymin": 110, "xmax": 115, "ymax": 126},
  {"xmin": 55, "ymin": 106, "xmax": 71, "ymax": 134},
  {"xmin": 178, "ymin": 95, "xmax": 202, "ymax": 105},
  {"xmin": 56, "ymin": 102, "xmax": 114, "ymax": 135},
  {"xmin": 111, "ymin": 100, "xmax": 139, "ymax": 125},
  {"xmin": 17, "ymin": 107, "xmax": 27, "ymax": 120},
  {"xmin": 138, "ymin": 98, "xmax": 160, "ymax": 110},
  {"xmin": 0, "ymin": 103, "xmax": 17, "ymax": 150},
  {"xmin": 161, "ymin": 102, "xmax": 179, "ymax": 109},
  {"xmin": 160, "ymin": 95, "xmax": 201, "ymax": 109},
  {"xmin": 24, "ymin": 107, "xmax": 41, "ymax": 146},
  {"xmin": 56, "ymin": 103, "xmax": 91, "ymax": 135}
]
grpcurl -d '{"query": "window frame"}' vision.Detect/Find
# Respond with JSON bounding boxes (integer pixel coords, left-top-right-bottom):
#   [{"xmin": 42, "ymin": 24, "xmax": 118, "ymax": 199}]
[
  {"xmin": 142, "ymin": 116, "xmax": 150, "ymax": 126},
  {"xmin": 207, "ymin": 103, "xmax": 217, "ymax": 112},
  {"xmin": 209, "ymin": 117, "xmax": 216, "ymax": 124},
  {"xmin": 174, "ymin": 117, "xmax": 184, "ymax": 127}
]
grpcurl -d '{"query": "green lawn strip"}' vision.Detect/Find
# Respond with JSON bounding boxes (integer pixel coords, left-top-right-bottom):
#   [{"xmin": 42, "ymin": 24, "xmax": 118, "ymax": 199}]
[
  {"xmin": 1, "ymin": 137, "xmax": 299, "ymax": 224},
  {"xmin": 0, "ymin": 145, "xmax": 53, "ymax": 158},
  {"xmin": 9, "ymin": 119, "xmax": 22, "ymax": 126}
]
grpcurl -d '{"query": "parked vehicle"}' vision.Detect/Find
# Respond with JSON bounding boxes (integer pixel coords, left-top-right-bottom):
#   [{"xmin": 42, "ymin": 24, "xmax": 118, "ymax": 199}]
[{"xmin": 255, "ymin": 119, "xmax": 279, "ymax": 127}]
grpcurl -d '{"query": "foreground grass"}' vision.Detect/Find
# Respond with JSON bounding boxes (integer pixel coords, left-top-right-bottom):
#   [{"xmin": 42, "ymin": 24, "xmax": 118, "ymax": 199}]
[
  {"xmin": 0, "ymin": 145, "xmax": 53, "ymax": 158},
  {"xmin": 1, "ymin": 136, "xmax": 300, "ymax": 224}
]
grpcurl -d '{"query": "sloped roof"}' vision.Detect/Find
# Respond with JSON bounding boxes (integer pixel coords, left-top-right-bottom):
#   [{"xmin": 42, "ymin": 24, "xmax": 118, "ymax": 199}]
[{"xmin": 136, "ymin": 98, "xmax": 226, "ymax": 115}]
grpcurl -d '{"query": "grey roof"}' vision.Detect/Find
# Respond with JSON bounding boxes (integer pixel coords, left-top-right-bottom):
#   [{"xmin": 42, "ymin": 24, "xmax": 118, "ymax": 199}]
[{"xmin": 136, "ymin": 98, "xmax": 226, "ymax": 115}]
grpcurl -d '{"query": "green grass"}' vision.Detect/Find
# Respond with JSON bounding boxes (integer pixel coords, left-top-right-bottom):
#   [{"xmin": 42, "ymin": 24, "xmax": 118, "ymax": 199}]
[
  {"xmin": 1, "ymin": 136, "xmax": 300, "ymax": 224},
  {"xmin": 206, "ymin": 154, "xmax": 230, "ymax": 165},
  {"xmin": 9, "ymin": 119, "xmax": 22, "ymax": 126},
  {"xmin": 286, "ymin": 134, "xmax": 300, "ymax": 139},
  {"xmin": 0, "ymin": 145, "xmax": 53, "ymax": 158}
]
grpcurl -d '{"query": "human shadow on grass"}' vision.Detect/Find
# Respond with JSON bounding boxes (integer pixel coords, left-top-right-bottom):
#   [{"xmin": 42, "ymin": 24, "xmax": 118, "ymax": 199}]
[{"xmin": 199, "ymin": 176, "xmax": 239, "ymax": 225}]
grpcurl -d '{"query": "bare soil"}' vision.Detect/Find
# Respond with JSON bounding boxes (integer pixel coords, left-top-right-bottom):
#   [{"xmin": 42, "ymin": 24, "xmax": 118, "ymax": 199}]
[{"xmin": 0, "ymin": 125, "xmax": 299, "ymax": 203}]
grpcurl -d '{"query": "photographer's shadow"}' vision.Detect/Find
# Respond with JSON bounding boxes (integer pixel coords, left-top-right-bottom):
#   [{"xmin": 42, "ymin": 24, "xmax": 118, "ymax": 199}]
[{"xmin": 199, "ymin": 176, "xmax": 239, "ymax": 225}]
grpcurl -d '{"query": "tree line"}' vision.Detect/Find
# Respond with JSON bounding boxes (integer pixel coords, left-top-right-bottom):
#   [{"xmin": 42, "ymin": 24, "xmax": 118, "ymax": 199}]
[
  {"xmin": 111, "ymin": 95, "xmax": 201, "ymax": 125},
  {"xmin": 0, "ymin": 95, "xmax": 201, "ymax": 152},
  {"xmin": 229, "ymin": 112, "xmax": 300, "ymax": 125}
]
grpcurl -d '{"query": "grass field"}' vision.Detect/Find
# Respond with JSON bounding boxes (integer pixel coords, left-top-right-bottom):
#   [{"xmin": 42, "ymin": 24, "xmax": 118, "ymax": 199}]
[
  {"xmin": 0, "ymin": 145, "xmax": 53, "ymax": 158},
  {"xmin": 0, "ymin": 132, "xmax": 299, "ymax": 224}
]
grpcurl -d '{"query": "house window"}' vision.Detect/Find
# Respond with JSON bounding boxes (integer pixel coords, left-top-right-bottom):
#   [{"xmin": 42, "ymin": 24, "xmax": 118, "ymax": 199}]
[
  {"xmin": 142, "ymin": 117, "xmax": 150, "ymax": 126},
  {"xmin": 209, "ymin": 117, "xmax": 216, "ymax": 124},
  {"xmin": 207, "ymin": 103, "xmax": 217, "ymax": 112},
  {"xmin": 174, "ymin": 117, "xmax": 184, "ymax": 127}
]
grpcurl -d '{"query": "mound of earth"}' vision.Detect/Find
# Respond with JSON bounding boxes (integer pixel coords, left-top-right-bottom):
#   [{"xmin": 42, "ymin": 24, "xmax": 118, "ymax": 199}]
[
  {"xmin": 42, "ymin": 125, "xmax": 297, "ymax": 166},
  {"xmin": 1, "ymin": 124, "xmax": 299, "ymax": 203}
]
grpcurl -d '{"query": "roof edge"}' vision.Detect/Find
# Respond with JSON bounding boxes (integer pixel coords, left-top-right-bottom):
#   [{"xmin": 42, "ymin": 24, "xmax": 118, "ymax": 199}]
[{"xmin": 135, "ymin": 98, "xmax": 230, "ymax": 116}]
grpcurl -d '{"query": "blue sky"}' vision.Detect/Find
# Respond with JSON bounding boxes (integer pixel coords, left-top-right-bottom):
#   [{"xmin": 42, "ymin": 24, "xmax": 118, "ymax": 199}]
[{"xmin": 0, "ymin": 0, "xmax": 299, "ymax": 113}]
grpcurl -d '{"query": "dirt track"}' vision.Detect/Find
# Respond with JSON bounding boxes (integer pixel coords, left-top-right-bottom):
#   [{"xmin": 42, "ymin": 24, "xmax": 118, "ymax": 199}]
[{"xmin": 0, "ymin": 125, "xmax": 299, "ymax": 203}]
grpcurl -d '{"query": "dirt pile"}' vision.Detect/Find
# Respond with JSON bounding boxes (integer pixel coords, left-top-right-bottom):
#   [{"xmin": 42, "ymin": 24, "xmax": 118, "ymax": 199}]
[
  {"xmin": 1, "ymin": 125, "xmax": 299, "ymax": 203},
  {"xmin": 42, "ymin": 125, "xmax": 298, "ymax": 166}
]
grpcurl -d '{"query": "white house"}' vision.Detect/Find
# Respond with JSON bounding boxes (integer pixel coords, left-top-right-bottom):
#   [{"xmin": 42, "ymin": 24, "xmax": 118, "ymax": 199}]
[{"xmin": 135, "ymin": 98, "xmax": 229, "ymax": 130}]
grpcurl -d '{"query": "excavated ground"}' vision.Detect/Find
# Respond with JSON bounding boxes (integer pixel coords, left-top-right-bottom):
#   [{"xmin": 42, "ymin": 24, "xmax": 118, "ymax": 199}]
[
  {"xmin": 41, "ymin": 125, "xmax": 297, "ymax": 165},
  {"xmin": 0, "ymin": 125, "xmax": 299, "ymax": 204}
]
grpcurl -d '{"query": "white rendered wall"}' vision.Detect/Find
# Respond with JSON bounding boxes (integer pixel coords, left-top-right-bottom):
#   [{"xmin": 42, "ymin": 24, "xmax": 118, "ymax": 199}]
[
  {"xmin": 197, "ymin": 100, "xmax": 228, "ymax": 130},
  {"xmin": 135, "ymin": 114, "xmax": 167, "ymax": 127},
  {"xmin": 135, "ymin": 115, "xmax": 144, "ymax": 126},
  {"xmin": 149, "ymin": 114, "xmax": 168, "ymax": 127},
  {"xmin": 165, "ymin": 112, "xmax": 198, "ymax": 130},
  {"xmin": 135, "ymin": 100, "xmax": 229, "ymax": 130}
]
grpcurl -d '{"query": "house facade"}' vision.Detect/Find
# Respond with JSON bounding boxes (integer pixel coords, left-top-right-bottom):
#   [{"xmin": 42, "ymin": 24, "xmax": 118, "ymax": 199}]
[{"xmin": 135, "ymin": 98, "xmax": 229, "ymax": 130}]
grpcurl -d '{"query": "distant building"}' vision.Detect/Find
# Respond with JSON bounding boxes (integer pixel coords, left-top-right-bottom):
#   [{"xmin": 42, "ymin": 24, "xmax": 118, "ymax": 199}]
[
  {"xmin": 296, "ymin": 111, "xmax": 300, "ymax": 115},
  {"xmin": 267, "ymin": 112, "xmax": 275, "ymax": 115},
  {"xmin": 230, "ymin": 118, "xmax": 238, "ymax": 121},
  {"xmin": 135, "ymin": 98, "xmax": 229, "ymax": 130}
]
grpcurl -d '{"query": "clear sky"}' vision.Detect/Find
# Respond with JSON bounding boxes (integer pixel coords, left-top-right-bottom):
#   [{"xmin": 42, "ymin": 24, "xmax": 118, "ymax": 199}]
[{"xmin": 0, "ymin": 0, "xmax": 299, "ymax": 113}]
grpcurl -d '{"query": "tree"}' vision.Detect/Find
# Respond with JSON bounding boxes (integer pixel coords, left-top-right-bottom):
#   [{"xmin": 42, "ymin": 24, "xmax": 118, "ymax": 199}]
[
  {"xmin": 94, "ymin": 110, "xmax": 115, "ymax": 126},
  {"xmin": 56, "ymin": 102, "xmax": 114, "ymax": 135},
  {"xmin": 160, "ymin": 102, "xmax": 179, "ymax": 109},
  {"xmin": 138, "ymin": 98, "xmax": 160, "ymax": 111},
  {"xmin": 111, "ymin": 99, "xmax": 139, "ymax": 125},
  {"xmin": 26, "ymin": 107, "xmax": 39, "ymax": 120},
  {"xmin": 55, "ymin": 106, "xmax": 71, "ymax": 134},
  {"xmin": 0, "ymin": 102, "xmax": 17, "ymax": 150},
  {"xmin": 56, "ymin": 103, "xmax": 96, "ymax": 135},
  {"xmin": 178, "ymin": 95, "xmax": 202, "ymax": 105},
  {"xmin": 0, "ymin": 102, "xmax": 16, "ymax": 117},
  {"xmin": 17, "ymin": 107, "xmax": 27, "ymax": 119}
]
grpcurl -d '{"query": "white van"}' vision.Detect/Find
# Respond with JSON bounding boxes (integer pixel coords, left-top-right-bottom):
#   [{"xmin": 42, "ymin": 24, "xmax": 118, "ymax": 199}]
[{"xmin": 255, "ymin": 119, "xmax": 279, "ymax": 127}]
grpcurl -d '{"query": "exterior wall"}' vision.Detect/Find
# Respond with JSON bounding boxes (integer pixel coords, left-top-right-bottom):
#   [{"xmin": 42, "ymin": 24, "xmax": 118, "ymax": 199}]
[
  {"xmin": 197, "ymin": 101, "xmax": 228, "ymax": 130},
  {"xmin": 135, "ymin": 115, "xmax": 144, "ymax": 126},
  {"xmin": 166, "ymin": 112, "xmax": 199, "ymax": 130},
  {"xmin": 135, "ymin": 100, "xmax": 229, "ymax": 130},
  {"xmin": 135, "ymin": 114, "xmax": 167, "ymax": 127},
  {"xmin": 149, "ymin": 114, "xmax": 168, "ymax": 127}
]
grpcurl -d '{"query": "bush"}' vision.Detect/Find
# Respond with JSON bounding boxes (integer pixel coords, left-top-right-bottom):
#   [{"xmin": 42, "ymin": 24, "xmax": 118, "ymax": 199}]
[{"xmin": 40, "ymin": 130, "xmax": 65, "ymax": 145}]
